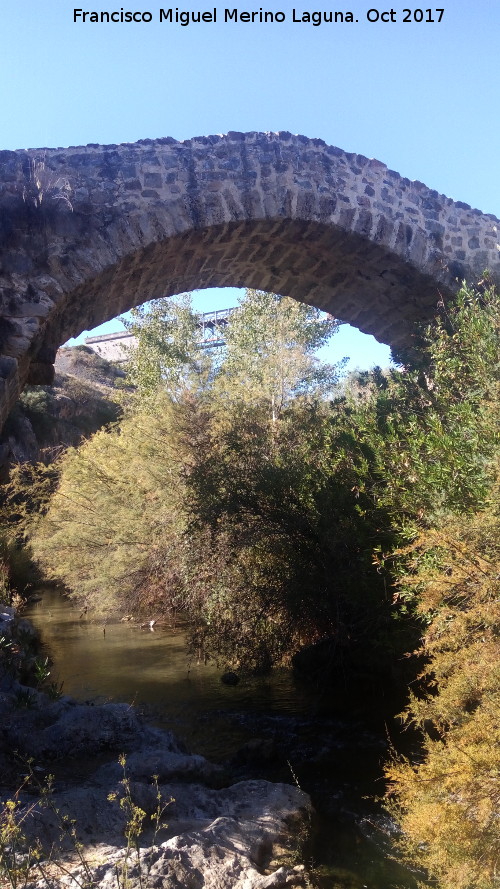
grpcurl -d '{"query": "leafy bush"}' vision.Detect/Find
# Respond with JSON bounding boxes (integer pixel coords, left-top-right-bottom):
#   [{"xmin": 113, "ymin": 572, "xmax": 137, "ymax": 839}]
[
  {"xmin": 381, "ymin": 285, "xmax": 500, "ymax": 888},
  {"xmin": 19, "ymin": 387, "xmax": 55, "ymax": 439},
  {"xmin": 386, "ymin": 491, "xmax": 500, "ymax": 889}
]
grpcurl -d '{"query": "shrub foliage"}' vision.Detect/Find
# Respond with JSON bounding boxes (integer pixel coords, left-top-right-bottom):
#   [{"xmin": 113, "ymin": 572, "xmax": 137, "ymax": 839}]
[{"xmin": 14, "ymin": 283, "xmax": 500, "ymax": 888}]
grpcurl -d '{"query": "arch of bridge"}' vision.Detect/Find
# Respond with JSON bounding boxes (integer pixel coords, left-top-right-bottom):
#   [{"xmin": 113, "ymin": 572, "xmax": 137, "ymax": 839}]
[{"xmin": 0, "ymin": 130, "xmax": 499, "ymax": 428}]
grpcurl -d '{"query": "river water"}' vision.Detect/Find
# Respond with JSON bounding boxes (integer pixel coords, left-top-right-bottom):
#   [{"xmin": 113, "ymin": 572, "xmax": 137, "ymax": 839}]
[{"xmin": 26, "ymin": 587, "xmax": 420, "ymax": 889}]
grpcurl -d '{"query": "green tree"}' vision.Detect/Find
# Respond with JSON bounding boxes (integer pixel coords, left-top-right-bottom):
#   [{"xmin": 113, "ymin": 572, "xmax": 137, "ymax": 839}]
[
  {"xmin": 123, "ymin": 293, "xmax": 210, "ymax": 401},
  {"xmin": 215, "ymin": 290, "xmax": 344, "ymax": 420}
]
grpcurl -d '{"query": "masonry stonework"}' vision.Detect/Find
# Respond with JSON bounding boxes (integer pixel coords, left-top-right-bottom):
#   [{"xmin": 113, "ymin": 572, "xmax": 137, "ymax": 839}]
[{"xmin": 0, "ymin": 131, "xmax": 499, "ymax": 429}]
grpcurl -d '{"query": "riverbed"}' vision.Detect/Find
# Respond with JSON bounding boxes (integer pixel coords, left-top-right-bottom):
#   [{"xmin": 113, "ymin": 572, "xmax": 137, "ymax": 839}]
[{"xmin": 26, "ymin": 587, "xmax": 421, "ymax": 889}]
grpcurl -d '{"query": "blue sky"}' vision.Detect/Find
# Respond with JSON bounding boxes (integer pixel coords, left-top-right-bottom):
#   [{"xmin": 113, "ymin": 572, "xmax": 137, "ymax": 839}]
[{"xmin": 3, "ymin": 0, "xmax": 499, "ymax": 369}]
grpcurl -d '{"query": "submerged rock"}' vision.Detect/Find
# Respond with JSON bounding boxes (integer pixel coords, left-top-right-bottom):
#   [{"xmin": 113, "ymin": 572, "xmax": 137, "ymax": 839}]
[{"xmin": 221, "ymin": 670, "xmax": 240, "ymax": 686}]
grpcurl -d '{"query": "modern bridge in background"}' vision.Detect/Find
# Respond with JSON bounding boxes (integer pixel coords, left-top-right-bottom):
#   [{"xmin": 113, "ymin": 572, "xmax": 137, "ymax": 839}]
[{"xmin": 83, "ymin": 307, "xmax": 236, "ymax": 361}]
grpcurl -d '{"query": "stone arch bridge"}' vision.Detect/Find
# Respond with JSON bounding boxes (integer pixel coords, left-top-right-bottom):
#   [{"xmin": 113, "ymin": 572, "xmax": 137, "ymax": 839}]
[{"xmin": 0, "ymin": 131, "xmax": 499, "ymax": 428}]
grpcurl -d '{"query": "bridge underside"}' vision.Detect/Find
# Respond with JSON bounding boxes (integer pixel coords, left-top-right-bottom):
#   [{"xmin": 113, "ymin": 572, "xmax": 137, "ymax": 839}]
[{"xmin": 45, "ymin": 219, "xmax": 450, "ymax": 362}]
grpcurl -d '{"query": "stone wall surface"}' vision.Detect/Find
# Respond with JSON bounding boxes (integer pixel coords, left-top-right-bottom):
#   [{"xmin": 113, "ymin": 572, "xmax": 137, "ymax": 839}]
[{"xmin": 0, "ymin": 131, "xmax": 499, "ymax": 428}]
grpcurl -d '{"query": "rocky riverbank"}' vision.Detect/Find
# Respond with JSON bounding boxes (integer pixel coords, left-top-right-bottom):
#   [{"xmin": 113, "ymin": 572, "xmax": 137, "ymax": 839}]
[{"xmin": 0, "ymin": 612, "xmax": 312, "ymax": 889}]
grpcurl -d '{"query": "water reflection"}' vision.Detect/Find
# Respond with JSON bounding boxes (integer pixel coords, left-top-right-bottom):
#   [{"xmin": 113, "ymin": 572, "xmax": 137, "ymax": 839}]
[{"xmin": 26, "ymin": 587, "xmax": 313, "ymax": 758}]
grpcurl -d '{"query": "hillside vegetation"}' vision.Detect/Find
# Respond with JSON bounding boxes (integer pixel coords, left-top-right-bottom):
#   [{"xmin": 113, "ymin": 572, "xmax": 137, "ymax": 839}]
[{"xmin": 1, "ymin": 346, "xmax": 123, "ymax": 468}]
